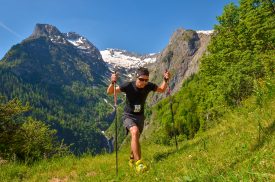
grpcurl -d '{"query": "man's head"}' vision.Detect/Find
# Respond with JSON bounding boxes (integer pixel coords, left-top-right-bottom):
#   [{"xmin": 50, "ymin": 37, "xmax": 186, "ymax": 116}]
[
  {"xmin": 136, "ymin": 67, "xmax": 149, "ymax": 88},
  {"xmin": 136, "ymin": 67, "xmax": 149, "ymax": 78}
]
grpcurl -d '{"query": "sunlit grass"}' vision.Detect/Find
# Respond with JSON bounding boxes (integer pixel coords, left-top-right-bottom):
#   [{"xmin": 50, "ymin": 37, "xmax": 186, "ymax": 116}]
[{"xmin": 0, "ymin": 96, "xmax": 274, "ymax": 181}]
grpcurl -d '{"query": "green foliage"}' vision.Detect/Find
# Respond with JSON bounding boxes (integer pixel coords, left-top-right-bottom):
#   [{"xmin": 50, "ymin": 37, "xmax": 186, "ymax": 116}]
[
  {"xmin": 0, "ymin": 89, "xmax": 274, "ymax": 181},
  {"xmin": 0, "ymin": 66, "xmax": 112, "ymax": 154},
  {"xmin": 13, "ymin": 118, "xmax": 58, "ymax": 162},
  {"xmin": 0, "ymin": 98, "xmax": 69, "ymax": 163},
  {"xmin": 153, "ymin": 0, "xmax": 275, "ymax": 141},
  {"xmin": 0, "ymin": 98, "xmax": 29, "ymax": 154},
  {"xmin": 0, "ymin": 34, "xmax": 113, "ymax": 155}
]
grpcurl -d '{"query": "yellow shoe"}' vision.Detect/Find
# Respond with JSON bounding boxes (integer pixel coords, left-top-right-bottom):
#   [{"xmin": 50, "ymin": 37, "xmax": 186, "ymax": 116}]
[
  {"xmin": 129, "ymin": 158, "xmax": 135, "ymax": 168},
  {"xmin": 135, "ymin": 160, "xmax": 148, "ymax": 173}
]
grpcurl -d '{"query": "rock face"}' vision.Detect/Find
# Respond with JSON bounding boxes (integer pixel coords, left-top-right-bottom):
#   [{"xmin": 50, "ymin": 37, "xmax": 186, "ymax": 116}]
[
  {"xmin": 30, "ymin": 24, "xmax": 62, "ymax": 38},
  {"xmin": 147, "ymin": 28, "xmax": 212, "ymax": 103}
]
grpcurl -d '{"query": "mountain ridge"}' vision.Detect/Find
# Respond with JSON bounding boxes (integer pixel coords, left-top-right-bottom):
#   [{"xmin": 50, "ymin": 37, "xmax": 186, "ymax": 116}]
[
  {"xmin": 0, "ymin": 23, "xmax": 213, "ymax": 155},
  {"xmin": 0, "ymin": 23, "xmax": 112, "ymax": 154}
]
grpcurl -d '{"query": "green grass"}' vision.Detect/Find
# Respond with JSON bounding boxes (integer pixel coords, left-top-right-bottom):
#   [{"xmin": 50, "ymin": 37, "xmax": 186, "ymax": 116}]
[{"xmin": 1, "ymin": 96, "xmax": 274, "ymax": 181}]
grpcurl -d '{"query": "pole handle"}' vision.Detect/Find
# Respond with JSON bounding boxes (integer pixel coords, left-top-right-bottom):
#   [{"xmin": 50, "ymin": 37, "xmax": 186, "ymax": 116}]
[{"xmin": 113, "ymin": 71, "xmax": 117, "ymax": 106}]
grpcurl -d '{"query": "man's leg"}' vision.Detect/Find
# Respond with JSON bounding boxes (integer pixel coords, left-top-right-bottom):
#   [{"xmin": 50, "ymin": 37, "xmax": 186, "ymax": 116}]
[{"xmin": 129, "ymin": 126, "xmax": 141, "ymax": 161}]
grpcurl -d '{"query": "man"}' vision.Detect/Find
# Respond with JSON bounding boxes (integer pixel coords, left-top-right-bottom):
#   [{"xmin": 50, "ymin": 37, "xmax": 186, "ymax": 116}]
[{"xmin": 106, "ymin": 67, "xmax": 170, "ymax": 173}]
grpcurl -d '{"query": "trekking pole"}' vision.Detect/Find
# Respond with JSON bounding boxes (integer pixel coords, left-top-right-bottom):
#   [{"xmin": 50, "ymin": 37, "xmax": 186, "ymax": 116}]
[
  {"xmin": 165, "ymin": 69, "xmax": 178, "ymax": 150},
  {"xmin": 113, "ymin": 71, "xmax": 118, "ymax": 176}
]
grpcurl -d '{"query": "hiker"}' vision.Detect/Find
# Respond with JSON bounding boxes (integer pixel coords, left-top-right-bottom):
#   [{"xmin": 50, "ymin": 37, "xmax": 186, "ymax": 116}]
[{"xmin": 107, "ymin": 67, "xmax": 170, "ymax": 172}]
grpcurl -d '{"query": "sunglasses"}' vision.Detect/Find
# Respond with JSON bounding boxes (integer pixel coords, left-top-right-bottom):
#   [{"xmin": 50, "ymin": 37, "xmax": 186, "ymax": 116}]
[{"xmin": 138, "ymin": 78, "xmax": 149, "ymax": 82}]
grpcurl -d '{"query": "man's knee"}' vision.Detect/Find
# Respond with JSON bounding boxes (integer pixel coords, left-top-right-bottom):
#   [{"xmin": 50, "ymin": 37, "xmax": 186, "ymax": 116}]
[{"xmin": 130, "ymin": 126, "xmax": 140, "ymax": 137}]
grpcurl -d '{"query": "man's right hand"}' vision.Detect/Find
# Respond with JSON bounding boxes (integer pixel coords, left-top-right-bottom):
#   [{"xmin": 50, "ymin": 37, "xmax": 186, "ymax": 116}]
[{"xmin": 111, "ymin": 72, "xmax": 118, "ymax": 84}]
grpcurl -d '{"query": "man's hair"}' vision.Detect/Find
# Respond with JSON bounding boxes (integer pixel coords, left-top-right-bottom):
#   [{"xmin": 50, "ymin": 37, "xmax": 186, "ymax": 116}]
[{"xmin": 136, "ymin": 67, "xmax": 149, "ymax": 77}]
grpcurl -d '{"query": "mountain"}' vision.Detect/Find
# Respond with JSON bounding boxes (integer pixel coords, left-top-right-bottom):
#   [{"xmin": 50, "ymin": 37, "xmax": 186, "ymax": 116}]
[
  {"xmin": 3, "ymin": 23, "xmax": 109, "ymax": 85},
  {"xmin": 146, "ymin": 29, "xmax": 213, "ymax": 103},
  {"xmin": 153, "ymin": 29, "xmax": 212, "ymax": 91},
  {"xmin": 100, "ymin": 29, "xmax": 212, "ymax": 87},
  {"xmin": 100, "ymin": 48, "xmax": 158, "ymax": 79},
  {"xmin": 0, "ymin": 24, "xmax": 112, "ymax": 154}
]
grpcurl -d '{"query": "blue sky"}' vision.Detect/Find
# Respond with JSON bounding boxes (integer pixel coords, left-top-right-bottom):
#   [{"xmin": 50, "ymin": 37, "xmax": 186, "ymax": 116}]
[{"xmin": 0, "ymin": 0, "xmax": 239, "ymax": 59}]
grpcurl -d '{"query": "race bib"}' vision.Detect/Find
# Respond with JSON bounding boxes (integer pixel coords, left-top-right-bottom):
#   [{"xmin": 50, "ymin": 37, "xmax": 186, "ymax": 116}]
[{"xmin": 134, "ymin": 105, "xmax": 141, "ymax": 112}]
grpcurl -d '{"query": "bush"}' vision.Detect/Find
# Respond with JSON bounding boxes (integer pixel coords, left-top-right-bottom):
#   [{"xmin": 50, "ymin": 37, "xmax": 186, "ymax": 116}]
[
  {"xmin": 0, "ymin": 98, "xmax": 69, "ymax": 163},
  {"xmin": 12, "ymin": 118, "xmax": 60, "ymax": 162}
]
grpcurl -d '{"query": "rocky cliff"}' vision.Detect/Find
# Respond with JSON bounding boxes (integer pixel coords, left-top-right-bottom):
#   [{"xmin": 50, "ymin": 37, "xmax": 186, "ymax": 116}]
[{"xmin": 147, "ymin": 28, "xmax": 212, "ymax": 103}]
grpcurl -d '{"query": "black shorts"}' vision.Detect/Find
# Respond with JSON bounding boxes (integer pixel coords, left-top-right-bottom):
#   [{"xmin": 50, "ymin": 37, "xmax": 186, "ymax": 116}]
[{"xmin": 122, "ymin": 113, "xmax": 145, "ymax": 134}]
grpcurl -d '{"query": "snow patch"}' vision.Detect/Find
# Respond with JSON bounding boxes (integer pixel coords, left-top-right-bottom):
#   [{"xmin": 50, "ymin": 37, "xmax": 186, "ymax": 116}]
[
  {"xmin": 196, "ymin": 30, "xmax": 214, "ymax": 35},
  {"xmin": 100, "ymin": 49, "xmax": 157, "ymax": 69},
  {"xmin": 67, "ymin": 37, "xmax": 90, "ymax": 49}
]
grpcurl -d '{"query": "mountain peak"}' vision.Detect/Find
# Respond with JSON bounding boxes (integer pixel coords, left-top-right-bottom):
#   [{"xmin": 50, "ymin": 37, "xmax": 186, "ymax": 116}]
[
  {"xmin": 28, "ymin": 24, "xmax": 98, "ymax": 53},
  {"xmin": 64, "ymin": 32, "xmax": 95, "ymax": 50},
  {"xmin": 30, "ymin": 24, "xmax": 62, "ymax": 38}
]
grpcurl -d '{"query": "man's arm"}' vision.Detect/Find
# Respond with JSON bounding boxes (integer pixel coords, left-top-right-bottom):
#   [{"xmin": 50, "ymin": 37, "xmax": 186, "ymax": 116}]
[
  {"xmin": 106, "ymin": 73, "xmax": 121, "ymax": 95},
  {"xmin": 156, "ymin": 71, "xmax": 170, "ymax": 93},
  {"xmin": 156, "ymin": 80, "xmax": 168, "ymax": 93},
  {"xmin": 107, "ymin": 83, "xmax": 121, "ymax": 95}
]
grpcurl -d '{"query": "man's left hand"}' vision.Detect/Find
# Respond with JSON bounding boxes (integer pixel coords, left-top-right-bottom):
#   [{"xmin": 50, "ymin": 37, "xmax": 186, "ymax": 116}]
[{"xmin": 164, "ymin": 71, "xmax": 171, "ymax": 82}]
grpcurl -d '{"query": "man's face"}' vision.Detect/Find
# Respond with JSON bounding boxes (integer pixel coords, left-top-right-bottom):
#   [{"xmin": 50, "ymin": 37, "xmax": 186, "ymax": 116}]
[{"xmin": 136, "ymin": 75, "xmax": 149, "ymax": 88}]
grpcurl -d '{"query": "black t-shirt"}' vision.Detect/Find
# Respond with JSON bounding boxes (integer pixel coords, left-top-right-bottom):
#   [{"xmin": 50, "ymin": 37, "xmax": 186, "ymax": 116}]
[{"xmin": 120, "ymin": 81, "xmax": 158, "ymax": 115}]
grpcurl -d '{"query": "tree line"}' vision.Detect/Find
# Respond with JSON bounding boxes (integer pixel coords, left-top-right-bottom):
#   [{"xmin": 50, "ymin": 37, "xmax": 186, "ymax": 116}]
[{"xmin": 153, "ymin": 0, "xmax": 274, "ymax": 144}]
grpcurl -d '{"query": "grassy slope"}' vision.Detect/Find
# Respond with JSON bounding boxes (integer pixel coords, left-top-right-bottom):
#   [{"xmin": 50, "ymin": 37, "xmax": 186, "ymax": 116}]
[{"xmin": 0, "ymin": 95, "xmax": 274, "ymax": 182}]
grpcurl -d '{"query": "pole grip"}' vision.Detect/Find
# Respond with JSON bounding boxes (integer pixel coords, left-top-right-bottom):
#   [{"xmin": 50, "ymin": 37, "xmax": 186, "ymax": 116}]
[{"xmin": 113, "ymin": 71, "xmax": 117, "ymax": 106}]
